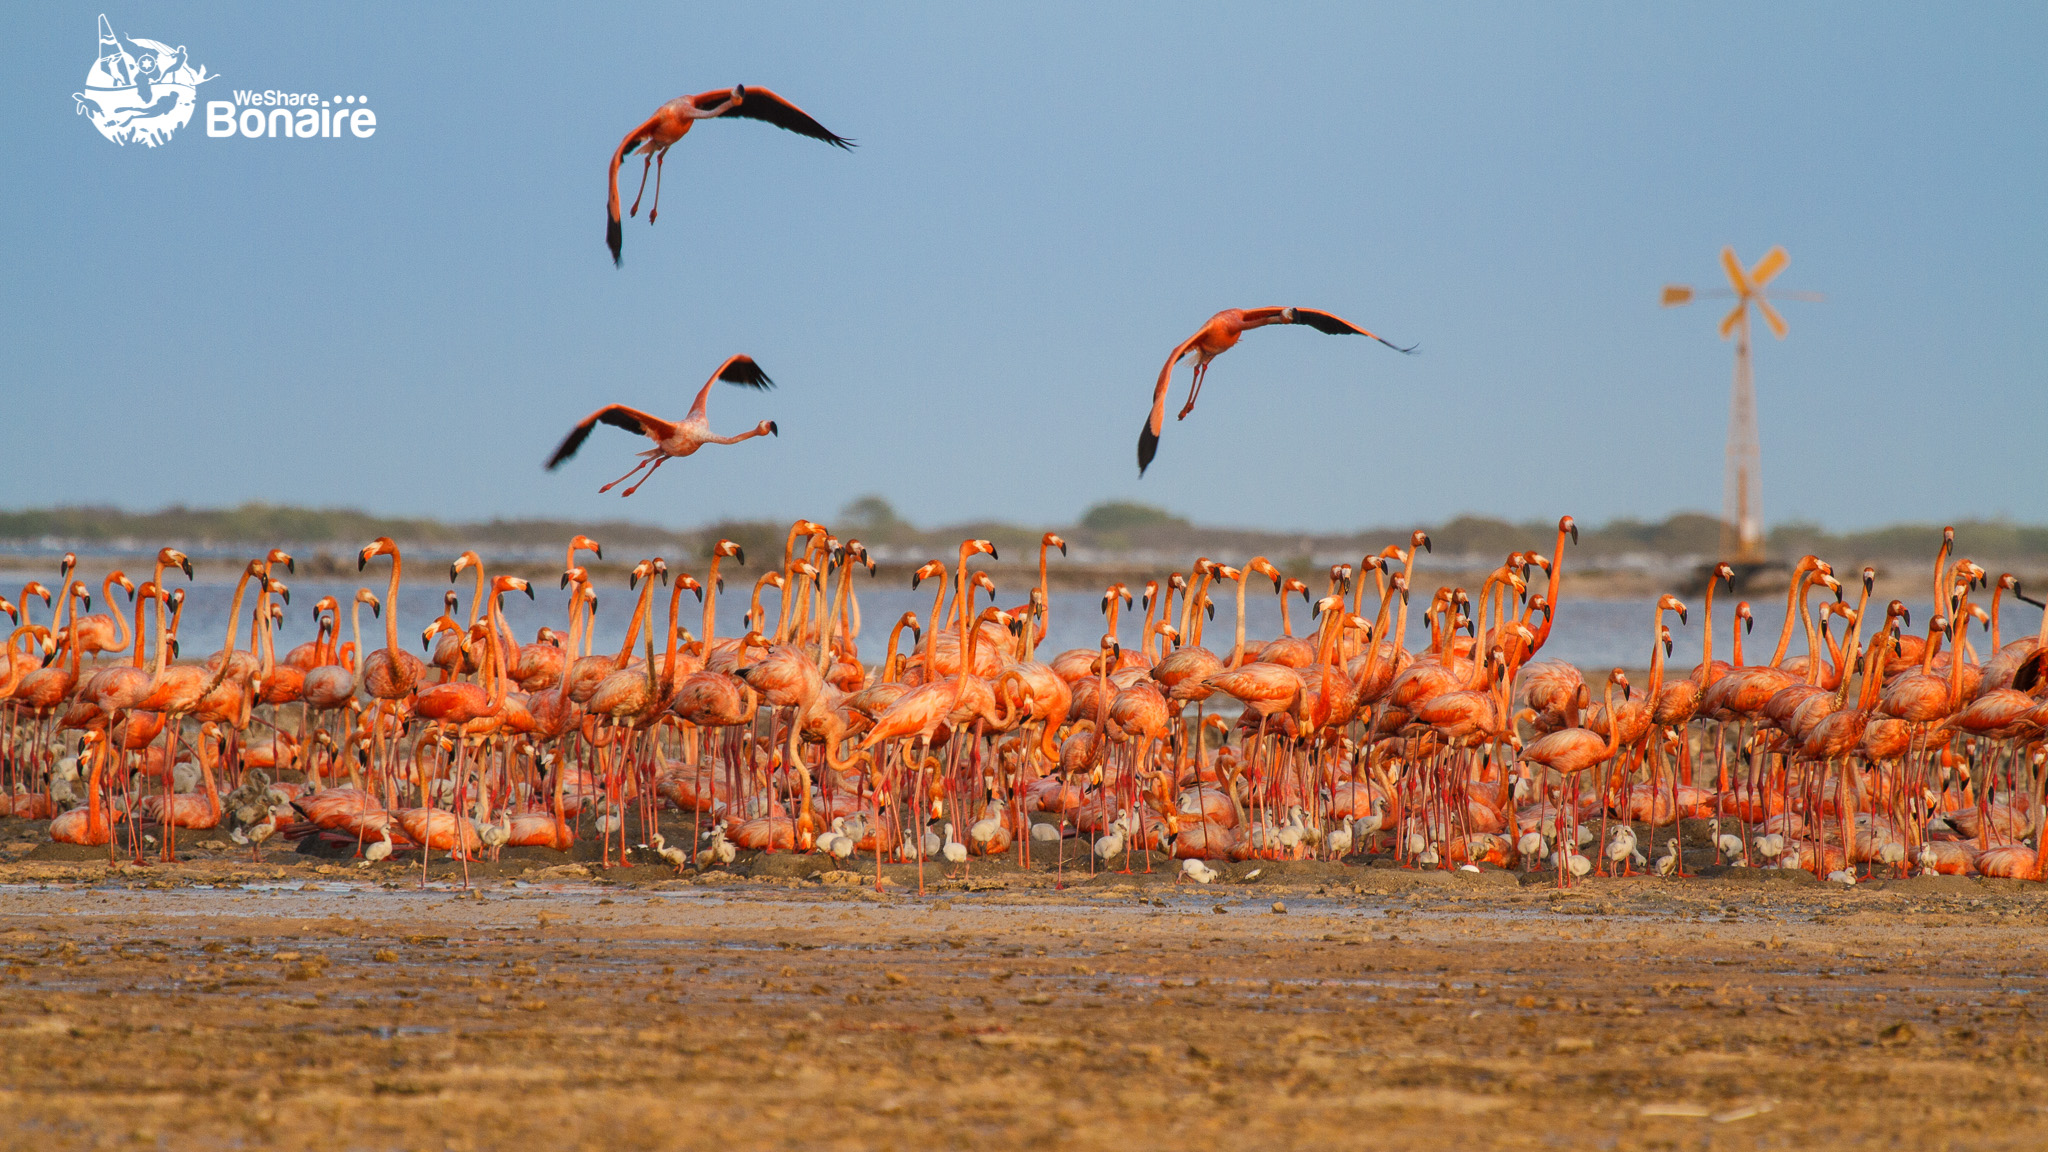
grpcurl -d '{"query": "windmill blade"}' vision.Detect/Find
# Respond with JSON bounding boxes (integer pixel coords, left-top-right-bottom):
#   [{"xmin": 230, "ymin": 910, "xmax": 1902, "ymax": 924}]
[
  {"xmin": 1661, "ymin": 284, "xmax": 1694, "ymax": 307},
  {"xmin": 1718, "ymin": 301, "xmax": 1747, "ymax": 339},
  {"xmin": 1756, "ymin": 297, "xmax": 1788, "ymax": 339},
  {"xmin": 1720, "ymin": 247, "xmax": 1752, "ymax": 297},
  {"xmin": 1749, "ymin": 246, "xmax": 1789, "ymax": 287}
]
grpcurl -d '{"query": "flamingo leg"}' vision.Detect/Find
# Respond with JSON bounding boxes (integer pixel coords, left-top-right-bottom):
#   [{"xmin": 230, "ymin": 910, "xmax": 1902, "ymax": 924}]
[
  {"xmin": 648, "ymin": 149, "xmax": 668, "ymax": 224},
  {"xmin": 618, "ymin": 456, "xmax": 671, "ymax": 498},
  {"xmin": 628, "ymin": 151, "xmax": 654, "ymax": 218},
  {"xmin": 599, "ymin": 453, "xmax": 664, "ymax": 495},
  {"xmin": 1177, "ymin": 360, "xmax": 1210, "ymax": 421}
]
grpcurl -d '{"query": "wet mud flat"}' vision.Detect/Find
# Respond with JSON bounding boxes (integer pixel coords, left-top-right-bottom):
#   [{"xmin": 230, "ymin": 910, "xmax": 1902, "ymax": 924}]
[{"xmin": 0, "ymin": 864, "xmax": 2045, "ymax": 1150}]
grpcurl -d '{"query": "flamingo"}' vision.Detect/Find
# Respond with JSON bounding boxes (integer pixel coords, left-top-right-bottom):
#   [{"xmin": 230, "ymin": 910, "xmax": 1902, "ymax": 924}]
[
  {"xmin": 606, "ymin": 84, "xmax": 852, "ymax": 265},
  {"xmin": 545, "ymin": 355, "xmax": 779, "ymax": 497},
  {"xmin": 1138, "ymin": 307, "xmax": 1415, "ymax": 474}
]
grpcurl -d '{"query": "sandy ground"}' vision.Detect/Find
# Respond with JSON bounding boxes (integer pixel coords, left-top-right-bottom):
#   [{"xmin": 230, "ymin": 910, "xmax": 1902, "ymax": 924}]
[{"xmin": 0, "ymin": 844, "xmax": 2045, "ymax": 1152}]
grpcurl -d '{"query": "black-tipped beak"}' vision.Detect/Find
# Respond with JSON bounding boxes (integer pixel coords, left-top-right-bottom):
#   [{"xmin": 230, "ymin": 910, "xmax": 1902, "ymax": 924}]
[
  {"xmin": 1057, "ymin": 543, "xmax": 1068, "ymax": 556},
  {"xmin": 1663, "ymin": 638, "xmax": 1673, "ymax": 658},
  {"xmin": 81, "ymin": 595, "xmax": 91, "ymax": 612},
  {"xmin": 1312, "ymin": 602, "xmax": 1322, "ymax": 619},
  {"xmin": 358, "ymin": 555, "xmax": 367, "ymax": 572},
  {"xmin": 1569, "ymin": 525, "xmax": 1579, "ymax": 546},
  {"xmin": 179, "ymin": 560, "xmax": 193, "ymax": 578},
  {"xmin": 560, "ymin": 573, "xmax": 571, "ymax": 589},
  {"xmin": 732, "ymin": 547, "xmax": 745, "ymax": 566},
  {"xmin": 1678, "ymin": 609, "xmax": 1688, "ymax": 626},
  {"xmin": 372, "ymin": 603, "xmax": 381, "ymax": 618},
  {"xmin": 989, "ymin": 548, "xmax": 999, "ymax": 561},
  {"xmin": 767, "ymin": 422, "xmax": 779, "ymax": 437},
  {"xmin": 1206, "ymin": 603, "xmax": 1215, "ymax": 620},
  {"xmin": 1299, "ymin": 588, "xmax": 1311, "ymax": 604},
  {"xmin": 910, "ymin": 627, "xmax": 922, "ymax": 645},
  {"xmin": 1622, "ymin": 684, "xmax": 1632, "ymax": 700},
  {"xmin": 630, "ymin": 573, "xmax": 639, "ymax": 590},
  {"xmin": 660, "ymin": 570, "xmax": 669, "ymax": 586},
  {"xmin": 1744, "ymin": 617, "xmax": 1754, "ymax": 634},
  {"xmin": 716, "ymin": 577, "xmax": 726, "ymax": 594},
  {"xmin": 170, "ymin": 639, "xmax": 180, "ymax": 658},
  {"xmin": 286, "ymin": 558, "xmax": 295, "ymax": 575},
  {"xmin": 692, "ymin": 587, "xmax": 702, "ymax": 603},
  {"xmin": 524, "ymin": 585, "xmax": 536, "ymax": 600},
  {"xmin": 450, "ymin": 564, "xmax": 460, "ymax": 582},
  {"xmin": 278, "ymin": 590, "xmax": 289, "ymax": 606}
]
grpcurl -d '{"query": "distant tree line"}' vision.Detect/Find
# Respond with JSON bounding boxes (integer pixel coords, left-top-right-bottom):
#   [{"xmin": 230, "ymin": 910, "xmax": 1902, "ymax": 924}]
[{"xmin": 3, "ymin": 499, "xmax": 2041, "ymax": 567}]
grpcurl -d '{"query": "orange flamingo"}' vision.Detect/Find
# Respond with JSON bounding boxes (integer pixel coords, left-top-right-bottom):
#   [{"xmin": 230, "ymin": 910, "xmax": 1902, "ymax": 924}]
[
  {"xmin": 546, "ymin": 355, "xmax": 779, "ymax": 497},
  {"xmin": 606, "ymin": 85, "xmax": 851, "ymax": 265},
  {"xmin": 1138, "ymin": 307, "xmax": 1414, "ymax": 474}
]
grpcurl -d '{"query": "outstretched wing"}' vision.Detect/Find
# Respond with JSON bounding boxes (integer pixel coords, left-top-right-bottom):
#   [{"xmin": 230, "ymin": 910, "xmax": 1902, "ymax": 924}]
[
  {"xmin": 545, "ymin": 406, "xmax": 669, "ymax": 470},
  {"xmin": 686, "ymin": 355, "xmax": 776, "ymax": 423},
  {"xmin": 1279, "ymin": 307, "xmax": 1419, "ymax": 353},
  {"xmin": 698, "ymin": 85, "xmax": 854, "ymax": 149},
  {"xmin": 714, "ymin": 354, "xmax": 775, "ymax": 390},
  {"xmin": 1139, "ymin": 332, "xmax": 1204, "ymax": 477},
  {"xmin": 606, "ymin": 112, "xmax": 672, "ymax": 266}
]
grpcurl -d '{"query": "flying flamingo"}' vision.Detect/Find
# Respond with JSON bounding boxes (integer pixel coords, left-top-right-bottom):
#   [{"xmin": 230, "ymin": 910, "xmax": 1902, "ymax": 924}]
[
  {"xmin": 606, "ymin": 85, "xmax": 852, "ymax": 265},
  {"xmin": 1138, "ymin": 307, "xmax": 1415, "ymax": 474},
  {"xmin": 545, "ymin": 355, "xmax": 779, "ymax": 497}
]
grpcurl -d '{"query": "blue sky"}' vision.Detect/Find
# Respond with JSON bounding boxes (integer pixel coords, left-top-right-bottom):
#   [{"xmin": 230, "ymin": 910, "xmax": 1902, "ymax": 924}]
[{"xmin": 3, "ymin": 3, "xmax": 2043, "ymax": 533}]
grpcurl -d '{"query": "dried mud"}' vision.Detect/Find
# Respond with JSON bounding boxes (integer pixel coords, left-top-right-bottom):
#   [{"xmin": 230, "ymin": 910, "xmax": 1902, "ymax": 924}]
[{"xmin": 0, "ymin": 843, "xmax": 2045, "ymax": 1151}]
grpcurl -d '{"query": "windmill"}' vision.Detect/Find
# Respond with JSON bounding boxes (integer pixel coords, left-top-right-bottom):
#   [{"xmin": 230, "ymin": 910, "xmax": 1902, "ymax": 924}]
[{"xmin": 1662, "ymin": 247, "xmax": 1820, "ymax": 568}]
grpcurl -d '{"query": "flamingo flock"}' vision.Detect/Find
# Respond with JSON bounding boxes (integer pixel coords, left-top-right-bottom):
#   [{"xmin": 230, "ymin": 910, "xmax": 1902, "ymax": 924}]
[{"xmin": 3, "ymin": 520, "xmax": 2044, "ymax": 889}]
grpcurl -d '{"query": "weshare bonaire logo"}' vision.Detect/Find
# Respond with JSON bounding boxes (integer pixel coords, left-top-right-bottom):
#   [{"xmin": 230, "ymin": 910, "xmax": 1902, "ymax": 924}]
[
  {"xmin": 207, "ymin": 90, "xmax": 377, "ymax": 140},
  {"xmin": 72, "ymin": 13, "xmax": 215, "ymax": 146},
  {"xmin": 72, "ymin": 14, "xmax": 380, "ymax": 148}
]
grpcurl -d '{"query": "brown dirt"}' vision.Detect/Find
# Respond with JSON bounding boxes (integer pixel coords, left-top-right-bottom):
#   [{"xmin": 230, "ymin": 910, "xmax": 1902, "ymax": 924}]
[{"xmin": 0, "ymin": 850, "xmax": 2045, "ymax": 1150}]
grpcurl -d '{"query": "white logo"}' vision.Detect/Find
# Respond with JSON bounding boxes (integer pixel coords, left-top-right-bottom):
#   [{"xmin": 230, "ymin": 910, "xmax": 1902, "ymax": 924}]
[{"xmin": 72, "ymin": 14, "xmax": 214, "ymax": 147}]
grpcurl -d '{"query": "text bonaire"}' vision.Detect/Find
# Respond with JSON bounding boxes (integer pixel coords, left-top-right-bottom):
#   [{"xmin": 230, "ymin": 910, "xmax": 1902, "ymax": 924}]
[{"xmin": 206, "ymin": 90, "xmax": 376, "ymax": 139}]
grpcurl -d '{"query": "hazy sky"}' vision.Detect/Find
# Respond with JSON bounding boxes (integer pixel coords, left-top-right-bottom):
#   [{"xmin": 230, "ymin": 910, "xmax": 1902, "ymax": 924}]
[{"xmin": 5, "ymin": 3, "xmax": 2043, "ymax": 533}]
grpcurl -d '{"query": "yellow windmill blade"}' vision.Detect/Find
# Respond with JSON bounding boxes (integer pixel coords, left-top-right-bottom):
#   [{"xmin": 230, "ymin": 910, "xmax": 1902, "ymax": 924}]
[
  {"xmin": 1661, "ymin": 285, "xmax": 1694, "ymax": 307},
  {"xmin": 1756, "ymin": 297, "xmax": 1788, "ymax": 339},
  {"xmin": 1749, "ymin": 246, "xmax": 1789, "ymax": 288},
  {"xmin": 1718, "ymin": 301, "xmax": 1747, "ymax": 339},
  {"xmin": 1720, "ymin": 247, "xmax": 1752, "ymax": 297}
]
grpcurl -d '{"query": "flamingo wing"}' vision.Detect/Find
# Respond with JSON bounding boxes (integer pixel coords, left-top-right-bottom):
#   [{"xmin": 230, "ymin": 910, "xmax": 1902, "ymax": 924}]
[
  {"xmin": 697, "ymin": 86, "xmax": 854, "ymax": 148},
  {"xmin": 1274, "ymin": 307, "xmax": 1418, "ymax": 352},
  {"xmin": 545, "ymin": 406, "xmax": 674, "ymax": 470},
  {"xmin": 1138, "ymin": 332, "xmax": 1205, "ymax": 476},
  {"xmin": 606, "ymin": 112, "xmax": 676, "ymax": 266},
  {"xmin": 685, "ymin": 356, "xmax": 775, "ymax": 423}
]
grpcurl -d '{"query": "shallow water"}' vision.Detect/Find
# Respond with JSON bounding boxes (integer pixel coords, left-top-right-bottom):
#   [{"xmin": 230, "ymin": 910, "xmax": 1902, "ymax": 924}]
[{"xmin": 51, "ymin": 578, "xmax": 1961, "ymax": 675}]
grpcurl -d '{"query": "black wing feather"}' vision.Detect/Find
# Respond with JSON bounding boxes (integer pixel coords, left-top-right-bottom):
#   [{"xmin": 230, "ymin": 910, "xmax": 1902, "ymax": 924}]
[
  {"xmin": 1289, "ymin": 308, "xmax": 1420, "ymax": 353},
  {"xmin": 546, "ymin": 408, "xmax": 647, "ymax": 470},
  {"xmin": 717, "ymin": 355, "xmax": 776, "ymax": 390},
  {"xmin": 726, "ymin": 85, "xmax": 854, "ymax": 149}
]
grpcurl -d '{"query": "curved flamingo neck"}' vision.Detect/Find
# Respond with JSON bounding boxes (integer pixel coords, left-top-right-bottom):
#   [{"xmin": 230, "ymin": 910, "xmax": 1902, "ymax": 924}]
[
  {"xmin": 1228, "ymin": 575, "xmax": 1249, "ymax": 668},
  {"xmin": 613, "ymin": 571, "xmax": 658, "ymax": 666},
  {"xmin": 380, "ymin": 552, "xmax": 403, "ymax": 659},
  {"xmin": 1767, "ymin": 562, "xmax": 1817, "ymax": 668}
]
